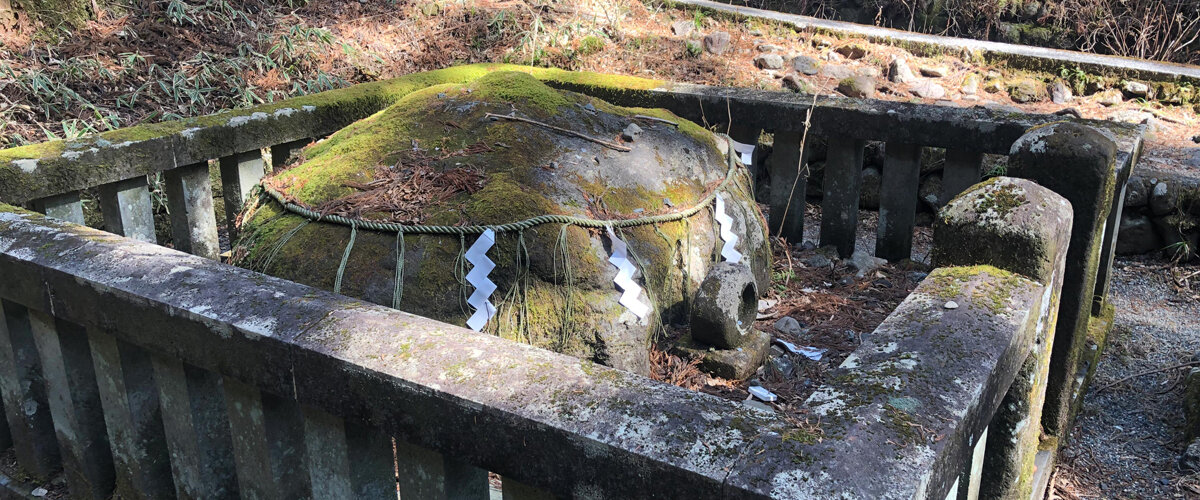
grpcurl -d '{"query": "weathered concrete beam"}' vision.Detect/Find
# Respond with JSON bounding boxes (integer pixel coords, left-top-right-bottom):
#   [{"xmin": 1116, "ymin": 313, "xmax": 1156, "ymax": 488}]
[{"xmin": 932, "ymin": 177, "xmax": 1073, "ymax": 499}]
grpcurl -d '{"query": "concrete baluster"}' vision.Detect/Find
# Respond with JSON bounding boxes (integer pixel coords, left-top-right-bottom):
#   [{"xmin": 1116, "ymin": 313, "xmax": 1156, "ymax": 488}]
[
  {"xmin": 31, "ymin": 192, "xmax": 86, "ymax": 225},
  {"xmin": 270, "ymin": 139, "xmax": 311, "ymax": 173},
  {"xmin": 98, "ymin": 176, "xmax": 157, "ymax": 243},
  {"xmin": 940, "ymin": 149, "xmax": 984, "ymax": 205},
  {"xmin": 875, "ymin": 142, "xmax": 922, "ymax": 261},
  {"xmin": 219, "ymin": 150, "xmax": 267, "ymax": 242},
  {"xmin": 0, "ymin": 301, "xmax": 61, "ymax": 480},
  {"xmin": 819, "ymin": 137, "xmax": 866, "ymax": 258},
  {"xmin": 87, "ymin": 329, "xmax": 175, "ymax": 498},
  {"xmin": 29, "ymin": 312, "xmax": 115, "ymax": 499},
  {"xmin": 152, "ymin": 358, "xmax": 239, "ymax": 499},
  {"xmin": 396, "ymin": 439, "xmax": 490, "ymax": 499},
  {"xmin": 164, "ymin": 162, "xmax": 221, "ymax": 260},
  {"xmin": 768, "ymin": 130, "xmax": 806, "ymax": 242}
]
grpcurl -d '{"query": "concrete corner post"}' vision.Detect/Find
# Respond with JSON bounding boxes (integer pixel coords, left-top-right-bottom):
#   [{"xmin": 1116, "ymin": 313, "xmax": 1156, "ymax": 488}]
[
  {"xmin": 1005, "ymin": 122, "xmax": 1117, "ymax": 439},
  {"xmin": 933, "ymin": 176, "xmax": 1074, "ymax": 500}
]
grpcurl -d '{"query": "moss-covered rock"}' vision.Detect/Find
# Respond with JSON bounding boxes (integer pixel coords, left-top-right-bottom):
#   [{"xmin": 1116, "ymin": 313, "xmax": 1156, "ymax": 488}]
[{"xmin": 232, "ymin": 70, "xmax": 770, "ymax": 375}]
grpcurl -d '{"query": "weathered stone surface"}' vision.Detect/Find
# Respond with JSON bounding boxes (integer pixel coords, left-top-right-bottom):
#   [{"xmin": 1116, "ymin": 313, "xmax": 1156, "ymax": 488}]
[
  {"xmin": 1150, "ymin": 181, "xmax": 1173, "ymax": 215},
  {"xmin": 790, "ymin": 55, "xmax": 820, "ymax": 75},
  {"xmin": 1184, "ymin": 366, "xmax": 1200, "ymax": 440},
  {"xmin": 834, "ymin": 43, "xmax": 867, "ymax": 59},
  {"xmin": 857, "ymin": 165, "xmax": 882, "ymax": 210},
  {"xmin": 1007, "ymin": 122, "xmax": 1118, "ymax": 436},
  {"xmin": 1096, "ymin": 88, "xmax": 1123, "ymax": 106},
  {"xmin": 756, "ymin": 43, "xmax": 782, "ymax": 52},
  {"xmin": 1051, "ymin": 80, "xmax": 1073, "ymax": 104},
  {"xmin": 819, "ymin": 64, "xmax": 855, "ymax": 80},
  {"xmin": 231, "ymin": 72, "xmax": 771, "ymax": 376},
  {"xmin": 671, "ymin": 329, "xmax": 771, "ymax": 380},
  {"xmin": 671, "ymin": 20, "xmax": 693, "ymax": 37},
  {"xmin": 1181, "ymin": 439, "xmax": 1200, "ymax": 472},
  {"xmin": 703, "ymin": 31, "xmax": 731, "ymax": 55},
  {"xmin": 933, "ymin": 177, "xmax": 1073, "ymax": 281},
  {"xmin": 919, "ymin": 65, "xmax": 948, "ymax": 78},
  {"xmin": 753, "ymin": 54, "xmax": 784, "ymax": 70},
  {"xmin": 1124, "ymin": 178, "xmax": 1148, "ymax": 208},
  {"xmin": 1116, "ymin": 214, "xmax": 1161, "ymax": 255},
  {"xmin": 781, "ymin": 74, "xmax": 809, "ymax": 92},
  {"xmin": 1122, "ymin": 80, "xmax": 1149, "ymax": 97},
  {"xmin": 1007, "ymin": 78, "xmax": 1046, "ymax": 103},
  {"xmin": 837, "ymin": 76, "xmax": 876, "ymax": 98},
  {"xmin": 849, "ymin": 248, "xmax": 886, "ymax": 277},
  {"xmin": 910, "ymin": 81, "xmax": 946, "ymax": 100},
  {"xmin": 961, "ymin": 73, "xmax": 980, "ymax": 95},
  {"xmin": 690, "ymin": 262, "xmax": 759, "ymax": 349},
  {"xmin": 772, "ymin": 316, "xmax": 804, "ymax": 336},
  {"xmin": 888, "ymin": 57, "xmax": 915, "ymax": 83}
]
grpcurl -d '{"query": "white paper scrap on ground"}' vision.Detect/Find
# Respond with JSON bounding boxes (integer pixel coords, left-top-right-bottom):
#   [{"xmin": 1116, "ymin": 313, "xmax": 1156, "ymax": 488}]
[
  {"xmin": 748, "ymin": 386, "xmax": 778, "ymax": 402},
  {"xmin": 714, "ymin": 193, "xmax": 743, "ymax": 264},
  {"xmin": 729, "ymin": 138, "xmax": 756, "ymax": 166},
  {"xmin": 775, "ymin": 339, "xmax": 826, "ymax": 361},
  {"xmin": 465, "ymin": 228, "xmax": 498, "ymax": 331},
  {"xmin": 607, "ymin": 227, "xmax": 651, "ymax": 319}
]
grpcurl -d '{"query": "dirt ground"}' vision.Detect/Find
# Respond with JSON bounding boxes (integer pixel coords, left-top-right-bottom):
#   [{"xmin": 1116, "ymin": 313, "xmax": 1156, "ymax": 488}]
[{"xmin": 1052, "ymin": 259, "xmax": 1200, "ymax": 499}]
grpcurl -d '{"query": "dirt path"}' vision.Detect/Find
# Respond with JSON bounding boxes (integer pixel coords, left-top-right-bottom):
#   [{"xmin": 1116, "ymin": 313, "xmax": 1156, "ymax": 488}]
[{"xmin": 1052, "ymin": 258, "xmax": 1200, "ymax": 499}]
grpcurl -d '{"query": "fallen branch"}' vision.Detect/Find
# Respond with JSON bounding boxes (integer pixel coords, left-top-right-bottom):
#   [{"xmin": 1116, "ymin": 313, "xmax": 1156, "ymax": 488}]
[
  {"xmin": 1094, "ymin": 360, "xmax": 1200, "ymax": 393},
  {"xmin": 485, "ymin": 112, "xmax": 631, "ymax": 152},
  {"xmin": 633, "ymin": 114, "xmax": 678, "ymax": 127}
]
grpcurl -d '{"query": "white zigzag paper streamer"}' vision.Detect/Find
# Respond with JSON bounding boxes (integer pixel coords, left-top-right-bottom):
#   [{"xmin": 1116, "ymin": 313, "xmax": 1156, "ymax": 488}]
[
  {"xmin": 465, "ymin": 229, "xmax": 498, "ymax": 331},
  {"xmin": 714, "ymin": 193, "xmax": 743, "ymax": 264},
  {"xmin": 728, "ymin": 138, "xmax": 755, "ymax": 166},
  {"xmin": 606, "ymin": 227, "xmax": 651, "ymax": 319}
]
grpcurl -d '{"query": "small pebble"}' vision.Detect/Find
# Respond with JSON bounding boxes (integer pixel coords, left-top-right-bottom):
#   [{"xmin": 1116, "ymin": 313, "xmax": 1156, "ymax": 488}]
[{"xmin": 944, "ymin": 301, "xmax": 959, "ymax": 309}]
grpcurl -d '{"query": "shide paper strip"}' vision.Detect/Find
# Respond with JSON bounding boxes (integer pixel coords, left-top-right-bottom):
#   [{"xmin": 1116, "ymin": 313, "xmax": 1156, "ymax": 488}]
[
  {"xmin": 715, "ymin": 193, "xmax": 743, "ymax": 264},
  {"xmin": 606, "ymin": 227, "xmax": 651, "ymax": 319},
  {"xmin": 465, "ymin": 228, "xmax": 498, "ymax": 331},
  {"xmin": 728, "ymin": 138, "xmax": 756, "ymax": 166}
]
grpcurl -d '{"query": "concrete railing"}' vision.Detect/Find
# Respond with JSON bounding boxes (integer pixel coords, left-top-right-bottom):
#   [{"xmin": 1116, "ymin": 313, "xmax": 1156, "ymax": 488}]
[
  {"xmin": 0, "ymin": 64, "xmax": 1134, "ymax": 498},
  {"xmin": 0, "ymin": 168, "xmax": 1070, "ymax": 498}
]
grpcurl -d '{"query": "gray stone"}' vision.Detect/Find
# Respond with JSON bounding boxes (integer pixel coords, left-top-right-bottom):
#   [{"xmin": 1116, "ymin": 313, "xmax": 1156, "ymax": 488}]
[
  {"xmin": 763, "ymin": 346, "xmax": 796, "ymax": 379},
  {"xmin": 773, "ymin": 316, "xmax": 804, "ymax": 336},
  {"xmin": 860, "ymin": 166, "xmax": 881, "ymax": 209},
  {"xmin": 703, "ymin": 31, "xmax": 731, "ymax": 55},
  {"xmin": 834, "ymin": 44, "xmax": 867, "ymax": 59},
  {"xmin": 753, "ymin": 54, "xmax": 784, "ymax": 70},
  {"xmin": 1186, "ymin": 367, "xmax": 1200, "ymax": 440},
  {"xmin": 811, "ymin": 35, "xmax": 832, "ymax": 48},
  {"xmin": 1150, "ymin": 181, "xmax": 1173, "ymax": 216},
  {"xmin": 1124, "ymin": 178, "xmax": 1148, "ymax": 208},
  {"xmin": 983, "ymin": 79, "xmax": 1005, "ymax": 94},
  {"xmin": 919, "ymin": 65, "xmax": 948, "ymax": 78},
  {"xmin": 742, "ymin": 399, "xmax": 774, "ymax": 412},
  {"xmin": 756, "ymin": 44, "xmax": 782, "ymax": 52},
  {"xmin": 836, "ymin": 76, "xmax": 876, "ymax": 99},
  {"xmin": 1180, "ymin": 439, "xmax": 1200, "ymax": 472},
  {"xmin": 621, "ymin": 123, "xmax": 643, "ymax": 142},
  {"xmin": 823, "ymin": 51, "xmax": 843, "ymax": 62},
  {"xmin": 690, "ymin": 262, "xmax": 759, "ymax": 349},
  {"xmin": 233, "ymin": 72, "xmax": 772, "ymax": 376},
  {"xmin": 857, "ymin": 66, "xmax": 881, "ymax": 78},
  {"xmin": 1096, "ymin": 88, "xmax": 1123, "ymax": 106},
  {"xmin": 819, "ymin": 64, "xmax": 855, "ymax": 80},
  {"xmin": 1108, "ymin": 109, "xmax": 1154, "ymax": 125},
  {"xmin": 791, "ymin": 56, "xmax": 820, "ymax": 75},
  {"xmin": 1051, "ymin": 80, "xmax": 1072, "ymax": 104},
  {"xmin": 781, "ymin": 74, "xmax": 809, "ymax": 93},
  {"xmin": 961, "ymin": 73, "xmax": 980, "ymax": 95},
  {"xmin": 919, "ymin": 174, "xmax": 944, "ymax": 212},
  {"xmin": 671, "ymin": 20, "xmax": 693, "ymax": 37},
  {"xmin": 670, "ymin": 330, "xmax": 771, "ymax": 380},
  {"xmin": 803, "ymin": 252, "xmax": 832, "ymax": 268},
  {"xmin": 849, "ymin": 249, "xmax": 887, "ymax": 278},
  {"xmin": 1115, "ymin": 214, "xmax": 1161, "ymax": 255},
  {"xmin": 1122, "ymin": 80, "xmax": 1149, "ymax": 97},
  {"xmin": 1007, "ymin": 78, "xmax": 1046, "ymax": 103},
  {"xmin": 910, "ymin": 81, "xmax": 946, "ymax": 100}
]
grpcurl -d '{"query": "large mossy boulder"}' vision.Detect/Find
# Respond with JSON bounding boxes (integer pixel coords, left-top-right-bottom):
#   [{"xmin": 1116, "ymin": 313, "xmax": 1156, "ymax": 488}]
[{"xmin": 232, "ymin": 70, "xmax": 770, "ymax": 375}]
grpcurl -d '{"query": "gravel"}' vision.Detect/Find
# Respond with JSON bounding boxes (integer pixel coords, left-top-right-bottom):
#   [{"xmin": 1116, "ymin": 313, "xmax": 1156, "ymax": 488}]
[{"xmin": 1053, "ymin": 257, "xmax": 1200, "ymax": 498}]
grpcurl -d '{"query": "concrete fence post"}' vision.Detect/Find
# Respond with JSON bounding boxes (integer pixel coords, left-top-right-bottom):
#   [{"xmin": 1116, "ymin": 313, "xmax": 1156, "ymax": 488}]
[
  {"xmin": 0, "ymin": 300, "xmax": 61, "ymax": 480},
  {"xmin": 820, "ymin": 137, "xmax": 866, "ymax": 258},
  {"xmin": 1004, "ymin": 122, "xmax": 1118, "ymax": 438},
  {"xmin": 219, "ymin": 150, "xmax": 267, "ymax": 242},
  {"xmin": 164, "ymin": 162, "xmax": 221, "ymax": 260},
  {"xmin": 98, "ymin": 176, "xmax": 157, "ymax": 243},
  {"xmin": 152, "ymin": 358, "xmax": 239, "ymax": 499},
  {"xmin": 933, "ymin": 176, "xmax": 1074, "ymax": 499}
]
